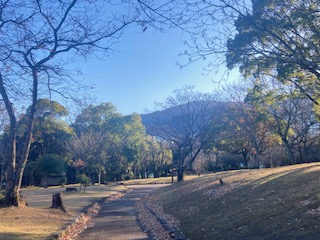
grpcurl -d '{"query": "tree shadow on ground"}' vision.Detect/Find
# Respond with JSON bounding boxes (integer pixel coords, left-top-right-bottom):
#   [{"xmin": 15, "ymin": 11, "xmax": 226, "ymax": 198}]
[{"xmin": 0, "ymin": 232, "xmax": 49, "ymax": 240}]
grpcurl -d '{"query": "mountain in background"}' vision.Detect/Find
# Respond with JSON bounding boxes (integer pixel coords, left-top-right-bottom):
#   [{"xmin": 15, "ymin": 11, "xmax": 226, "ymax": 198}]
[{"xmin": 140, "ymin": 101, "xmax": 233, "ymax": 137}]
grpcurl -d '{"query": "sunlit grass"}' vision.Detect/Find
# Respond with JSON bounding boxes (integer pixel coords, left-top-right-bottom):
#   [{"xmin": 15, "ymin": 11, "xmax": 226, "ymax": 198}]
[
  {"xmin": 0, "ymin": 183, "xmax": 127, "ymax": 239},
  {"xmin": 151, "ymin": 163, "xmax": 320, "ymax": 239},
  {"xmin": 0, "ymin": 207, "xmax": 70, "ymax": 240},
  {"xmin": 121, "ymin": 175, "xmax": 197, "ymax": 185}
]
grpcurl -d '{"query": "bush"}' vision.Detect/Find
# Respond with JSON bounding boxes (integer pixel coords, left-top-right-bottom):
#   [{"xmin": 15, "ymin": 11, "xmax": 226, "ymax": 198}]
[
  {"xmin": 76, "ymin": 174, "xmax": 91, "ymax": 192},
  {"xmin": 59, "ymin": 177, "xmax": 67, "ymax": 187}
]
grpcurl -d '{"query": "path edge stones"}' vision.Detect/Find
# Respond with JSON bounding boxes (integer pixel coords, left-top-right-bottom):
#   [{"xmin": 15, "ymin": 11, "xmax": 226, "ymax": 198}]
[
  {"xmin": 136, "ymin": 194, "xmax": 188, "ymax": 240},
  {"xmin": 53, "ymin": 189, "xmax": 132, "ymax": 240}
]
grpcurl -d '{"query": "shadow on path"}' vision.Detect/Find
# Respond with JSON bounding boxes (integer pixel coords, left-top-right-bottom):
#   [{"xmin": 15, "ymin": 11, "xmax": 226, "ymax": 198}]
[{"xmin": 75, "ymin": 184, "xmax": 164, "ymax": 240}]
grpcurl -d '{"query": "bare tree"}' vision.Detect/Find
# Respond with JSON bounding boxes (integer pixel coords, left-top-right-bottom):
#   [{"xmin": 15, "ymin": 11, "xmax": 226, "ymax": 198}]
[
  {"xmin": 146, "ymin": 86, "xmax": 223, "ymax": 181},
  {"xmin": 67, "ymin": 129, "xmax": 107, "ymax": 184},
  {"xmin": 247, "ymin": 77, "xmax": 319, "ymax": 165},
  {"xmin": 0, "ymin": 103, "xmax": 9, "ymax": 189},
  {"xmin": 219, "ymin": 82, "xmax": 278, "ymax": 168},
  {"xmin": 291, "ymin": 99, "xmax": 319, "ymax": 163},
  {"xmin": 0, "ymin": 0, "xmax": 165, "ymax": 206}
]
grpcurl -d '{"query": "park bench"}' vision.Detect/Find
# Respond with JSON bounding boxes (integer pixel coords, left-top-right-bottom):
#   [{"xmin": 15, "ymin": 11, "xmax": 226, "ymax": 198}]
[{"xmin": 65, "ymin": 187, "xmax": 77, "ymax": 192}]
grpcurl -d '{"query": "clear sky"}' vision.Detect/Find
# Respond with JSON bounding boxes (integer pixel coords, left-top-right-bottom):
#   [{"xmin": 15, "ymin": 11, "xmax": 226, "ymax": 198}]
[{"xmin": 78, "ymin": 27, "xmax": 239, "ymax": 115}]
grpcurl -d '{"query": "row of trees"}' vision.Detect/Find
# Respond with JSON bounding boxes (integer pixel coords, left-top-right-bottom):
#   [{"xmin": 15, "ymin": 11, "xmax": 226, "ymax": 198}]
[
  {"xmin": 2, "ymin": 81, "xmax": 318, "ymax": 189},
  {"xmin": 139, "ymin": 0, "xmax": 320, "ymax": 180},
  {"xmin": 145, "ymin": 83, "xmax": 320, "ymax": 181},
  {"xmin": 1, "ymin": 0, "xmax": 320, "ymax": 207},
  {"xmin": 0, "ymin": 0, "xmax": 177, "ymax": 207},
  {"xmin": 0, "ymin": 100, "xmax": 172, "ymax": 190}
]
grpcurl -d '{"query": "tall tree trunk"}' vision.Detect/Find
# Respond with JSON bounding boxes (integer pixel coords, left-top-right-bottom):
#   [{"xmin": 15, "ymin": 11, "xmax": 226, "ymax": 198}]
[
  {"xmin": 254, "ymin": 154, "xmax": 259, "ymax": 168},
  {"xmin": 303, "ymin": 142, "xmax": 308, "ymax": 163},
  {"xmin": 283, "ymin": 139, "xmax": 295, "ymax": 164},
  {"xmin": 140, "ymin": 170, "xmax": 146, "ymax": 179},
  {"xmin": 154, "ymin": 169, "xmax": 159, "ymax": 178},
  {"xmin": 177, "ymin": 159, "xmax": 184, "ymax": 182},
  {"xmin": 298, "ymin": 144, "xmax": 304, "ymax": 163},
  {"xmin": 0, "ymin": 160, "xmax": 4, "ymax": 190},
  {"xmin": 98, "ymin": 171, "xmax": 101, "ymax": 185},
  {"xmin": 1, "ymin": 68, "xmax": 38, "ymax": 206},
  {"xmin": 0, "ymin": 74, "xmax": 18, "ymax": 206},
  {"xmin": 0, "ymin": 145, "xmax": 7, "ymax": 189},
  {"xmin": 3, "ymin": 130, "xmax": 19, "ymax": 206},
  {"xmin": 177, "ymin": 168, "xmax": 184, "ymax": 182}
]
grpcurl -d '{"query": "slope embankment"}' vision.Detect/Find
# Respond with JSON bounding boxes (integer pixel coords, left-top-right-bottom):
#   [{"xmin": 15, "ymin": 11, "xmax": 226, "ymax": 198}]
[{"xmin": 147, "ymin": 163, "xmax": 320, "ymax": 239}]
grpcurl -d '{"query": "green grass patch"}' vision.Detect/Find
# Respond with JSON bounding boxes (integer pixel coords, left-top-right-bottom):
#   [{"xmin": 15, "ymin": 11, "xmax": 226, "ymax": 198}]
[{"xmin": 150, "ymin": 163, "xmax": 320, "ymax": 239}]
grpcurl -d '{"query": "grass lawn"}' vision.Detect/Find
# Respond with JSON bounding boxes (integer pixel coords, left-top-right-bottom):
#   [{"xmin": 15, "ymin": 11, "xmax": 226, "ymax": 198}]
[
  {"xmin": 0, "ymin": 176, "xmax": 176, "ymax": 240},
  {"xmin": 119, "ymin": 175, "xmax": 197, "ymax": 185},
  {"xmin": 150, "ymin": 163, "xmax": 320, "ymax": 239},
  {"xmin": 0, "ymin": 183, "xmax": 127, "ymax": 240}
]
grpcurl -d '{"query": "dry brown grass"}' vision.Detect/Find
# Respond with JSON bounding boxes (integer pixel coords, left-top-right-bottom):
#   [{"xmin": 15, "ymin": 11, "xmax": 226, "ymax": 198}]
[
  {"xmin": 151, "ymin": 163, "xmax": 320, "ymax": 239},
  {"xmin": 22, "ymin": 184, "xmax": 126, "ymax": 212},
  {"xmin": 0, "ymin": 183, "xmax": 126, "ymax": 240},
  {"xmin": 0, "ymin": 178, "xmax": 181, "ymax": 240},
  {"xmin": 120, "ymin": 175, "xmax": 197, "ymax": 185},
  {"xmin": 0, "ymin": 208, "xmax": 70, "ymax": 240}
]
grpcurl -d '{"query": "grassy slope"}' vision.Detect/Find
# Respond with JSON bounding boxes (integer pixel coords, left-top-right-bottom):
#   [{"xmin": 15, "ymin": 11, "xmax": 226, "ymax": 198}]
[{"xmin": 151, "ymin": 163, "xmax": 320, "ymax": 240}]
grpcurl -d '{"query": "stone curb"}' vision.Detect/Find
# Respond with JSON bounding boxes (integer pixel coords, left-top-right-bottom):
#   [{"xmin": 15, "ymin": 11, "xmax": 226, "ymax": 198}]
[
  {"xmin": 52, "ymin": 189, "xmax": 131, "ymax": 240},
  {"xmin": 136, "ymin": 195, "xmax": 188, "ymax": 240}
]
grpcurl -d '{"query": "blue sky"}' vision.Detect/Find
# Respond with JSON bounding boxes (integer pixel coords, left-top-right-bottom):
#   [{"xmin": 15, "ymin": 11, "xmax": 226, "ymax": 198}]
[{"xmin": 79, "ymin": 28, "xmax": 239, "ymax": 115}]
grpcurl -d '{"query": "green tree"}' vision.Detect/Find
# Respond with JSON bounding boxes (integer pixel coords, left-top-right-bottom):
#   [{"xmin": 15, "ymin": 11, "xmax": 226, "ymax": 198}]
[
  {"xmin": 87, "ymin": 161, "xmax": 106, "ymax": 185},
  {"xmin": 76, "ymin": 173, "xmax": 91, "ymax": 192},
  {"xmin": 226, "ymin": 0, "xmax": 320, "ymax": 102},
  {"xmin": 158, "ymin": 1, "xmax": 320, "ymax": 103},
  {"xmin": 172, "ymin": 1, "xmax": 320, "ymax": 95},
  {"xmin": 146, "ymin": 136, "xmax": 172, "ymax": 178},
  {"xmin": 34, "ymin": 154, "xmax": 66, "ymax": 187},
  {"xmin": 112, "ymin": 114, "xmax": 148, "ymax": 180},
  {"xmin": 245, "ymin": 78, "xmax": 318, "ymax": 164},
  {"xmin": 73, "ymin": 103, "xmax": 121, "ymax": 133},
  {"xmin": 70, "ymin": 103, "xmax": 121, "ymax": 183},
  {"xmin": 2, "ymin": 99, "xmax": 72, "ymax": 186},
  {"xmin": 70, "ymin": 104, "xmax": 150, "ymax": 182},
  {"xmin": 219, "ymin": 83, "xmax": 277, "ymax": 168},
  {"xmin": 29, "ymin": 99, "xmax": 72, "ymax": 157}
]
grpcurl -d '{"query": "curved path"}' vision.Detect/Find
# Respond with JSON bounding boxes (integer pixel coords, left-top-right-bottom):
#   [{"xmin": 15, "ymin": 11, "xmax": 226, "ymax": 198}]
[{"xmin": 75, "ymin": 184, "xmax": 164, "ymax": 240}]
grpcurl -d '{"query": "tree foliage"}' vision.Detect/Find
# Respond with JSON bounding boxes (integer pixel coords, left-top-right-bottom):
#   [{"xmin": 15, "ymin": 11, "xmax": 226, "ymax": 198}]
[
  {"xmin": 34, "ymin": 154, "xmax": 65, "ymax": 187},
  {"xmin": 225, "ymin": 1, "xmax": 319, "ymax": 101}
]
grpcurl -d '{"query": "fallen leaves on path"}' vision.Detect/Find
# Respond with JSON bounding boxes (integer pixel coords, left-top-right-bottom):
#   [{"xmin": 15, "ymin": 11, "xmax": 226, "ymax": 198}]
[
  {"xmin": 136, "ymin": 195, "xmax": 187, "ymax": 240},
  {"xmin": 57, "ymin": 190, "xmax": 130, "ymax": 240}
]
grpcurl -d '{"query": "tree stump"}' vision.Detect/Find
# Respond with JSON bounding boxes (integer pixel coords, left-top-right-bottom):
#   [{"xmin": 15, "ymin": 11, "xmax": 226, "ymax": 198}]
[
  {"xmin": 219, "ymin": 179, "xmax": 224, "ymax": 185},
  {"xmin": 51, "ymin": 192, "xmax": 67, "ymax": 213}
]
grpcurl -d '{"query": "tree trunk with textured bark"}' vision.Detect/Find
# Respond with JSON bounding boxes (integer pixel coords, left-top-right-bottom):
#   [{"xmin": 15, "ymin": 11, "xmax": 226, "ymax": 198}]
[
  {"xmin": 1, "ymin": 69, "xmax": 38, "ymax": 207},
  {"xmin": 51, "ymin": 192, "xmax": 67, "ymax": 212}
]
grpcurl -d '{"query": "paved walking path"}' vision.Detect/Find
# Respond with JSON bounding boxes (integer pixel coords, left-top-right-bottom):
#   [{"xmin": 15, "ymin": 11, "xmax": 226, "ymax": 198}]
[{"xmin": 75, "ymin": 184, "xmax": 163, "ymax": 240}]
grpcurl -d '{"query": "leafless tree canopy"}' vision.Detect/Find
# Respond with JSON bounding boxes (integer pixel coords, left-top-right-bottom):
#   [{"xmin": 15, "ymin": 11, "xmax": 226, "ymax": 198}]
[{"xmin": 0, "ymin": 0, "xmax": 179, "ymax": 206}]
